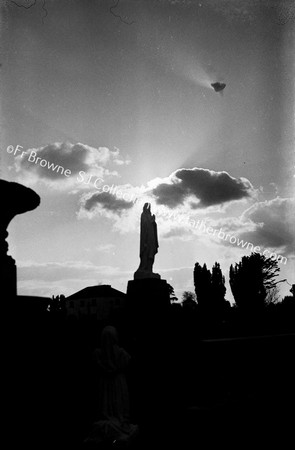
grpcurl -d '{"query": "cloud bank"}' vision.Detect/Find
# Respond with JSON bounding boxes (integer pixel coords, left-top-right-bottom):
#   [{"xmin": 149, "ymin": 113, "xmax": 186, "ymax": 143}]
[
  {"xmin": 239, "ymin": 197, "xmax": 295, "ymax": 255},
  {"xmin": 150, "ymin": 168, "xmax": 254, "ymax": 208},
  {"xmin": 14, "ymin": 142, "xmax": 130, "ymax": 188}
]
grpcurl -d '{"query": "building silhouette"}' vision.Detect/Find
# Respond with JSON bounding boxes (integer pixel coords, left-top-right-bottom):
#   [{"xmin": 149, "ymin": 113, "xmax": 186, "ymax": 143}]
[{"xmin": 65, "ymin": 284, "xmax": 126, "ymax": 320}]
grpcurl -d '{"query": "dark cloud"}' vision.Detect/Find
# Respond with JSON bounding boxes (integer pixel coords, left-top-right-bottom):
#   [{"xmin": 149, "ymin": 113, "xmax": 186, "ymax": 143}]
[
  {"xmin": 152, "ymin": 168, "xmax": 254, "ymax": 208},
  {"xmin": 152, "ymin": 182, "xmax": 185, "ymax": 208},
  {"xmin": 239, "ymin": 197, "xmax": 295, "ymax": 254},
  {"xmin": 83, "ymin": 191, "xmax": 134, "ymax": 213},
  {"xmin": 15, "ymin": 142, "xmax": 128, "ymax": 181}
]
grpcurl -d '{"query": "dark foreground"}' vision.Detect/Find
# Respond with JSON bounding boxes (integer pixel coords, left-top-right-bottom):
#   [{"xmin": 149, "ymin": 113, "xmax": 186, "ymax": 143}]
[{"xmin": 7, "ymin": 311, "xmax": 295, "ymax": 449}]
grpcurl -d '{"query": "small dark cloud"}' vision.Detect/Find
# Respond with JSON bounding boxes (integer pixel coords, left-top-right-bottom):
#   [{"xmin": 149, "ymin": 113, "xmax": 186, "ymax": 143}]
[
  {"xmin": 152, "ymin": 167, "xmax": 253, "ymax": 209},
  {"xmin": 83, "ymin": 191, "xmax": 134, "ymax": 213}
]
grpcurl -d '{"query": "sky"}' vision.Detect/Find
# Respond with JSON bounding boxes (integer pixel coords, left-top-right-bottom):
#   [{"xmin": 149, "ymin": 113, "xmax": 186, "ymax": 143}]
[{"xmin": 1, "ymin": 0, "xmax": 294, "ymax": 302}]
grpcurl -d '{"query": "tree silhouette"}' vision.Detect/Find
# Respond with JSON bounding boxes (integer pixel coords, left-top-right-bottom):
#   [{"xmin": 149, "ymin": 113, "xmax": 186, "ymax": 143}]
[
  {"xmin": 265, "ymin": 286, "xmax": 280, "ymax": 305},
  {"xmin": 182, "ymin": 291, "xmax": 196, "ymax": 302},
  {"xmin": 181, "ymin": 291, "xmax": 197, "ymax": 311},
  {"xmin": 167, "ymin": 283, "xmax": 178, "ymax": 303},
  {"xmin": 211, "ymin": 262, "xmax": 226, "ymax": 302},
  {"xmin": 193, "ymin": 262, "xmax": 211, "ymax": 308},
  {"xmin": 229, "ymin": 252, "xmax": 280, "ymax": 310},
  {"xmin": 194, "ymin": 262, "xmax": 227, "ymax": 315},
  {"xmin": 50, "ymin": 294, "xmax": 66, "ymax": 314},
  {"xmin": 283, "ymin": 294, "xmax": 294, "ymax": 303}
]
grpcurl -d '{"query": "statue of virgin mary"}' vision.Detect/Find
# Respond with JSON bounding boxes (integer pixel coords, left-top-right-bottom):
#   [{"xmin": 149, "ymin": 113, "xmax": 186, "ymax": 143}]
[{"xmin": 134, "ymin": 203, "xmax": 160, "ymax": 279}]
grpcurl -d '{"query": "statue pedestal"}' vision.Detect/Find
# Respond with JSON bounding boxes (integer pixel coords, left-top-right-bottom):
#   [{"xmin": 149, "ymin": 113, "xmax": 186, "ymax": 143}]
[
  {"xmin": 126, "ymin": 278, "xmax": 174, "ymax": 423},
  {"xmin": 126, "ymin": 278, "xmax": 170, "ymax": 335},
  {"xmin": 133, "ymin": 270, "xmax": 161, "ymax": 280}
]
